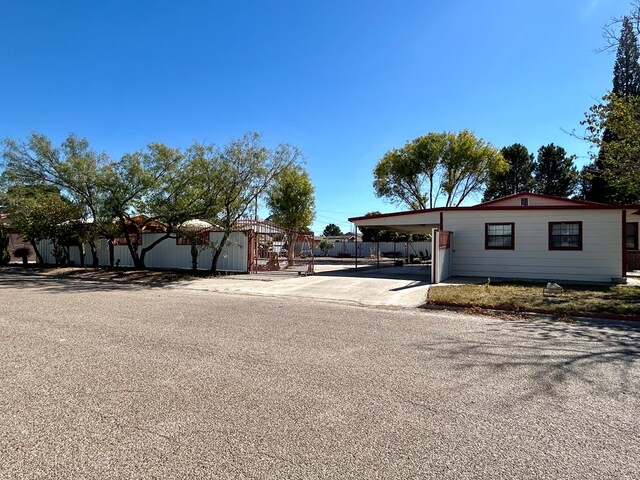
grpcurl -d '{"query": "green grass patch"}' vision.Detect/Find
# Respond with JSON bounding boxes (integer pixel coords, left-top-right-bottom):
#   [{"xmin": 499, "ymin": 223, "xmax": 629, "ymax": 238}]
[{"xmin": 427, "ymin": 281, "xmax": 640, "ymax": 317}]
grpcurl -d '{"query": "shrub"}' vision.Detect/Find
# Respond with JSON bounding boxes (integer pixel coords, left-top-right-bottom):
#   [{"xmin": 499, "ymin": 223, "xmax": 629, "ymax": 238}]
[{"xmin": 13, "ymin": 247, "xmax": 31, "ymax": 265}]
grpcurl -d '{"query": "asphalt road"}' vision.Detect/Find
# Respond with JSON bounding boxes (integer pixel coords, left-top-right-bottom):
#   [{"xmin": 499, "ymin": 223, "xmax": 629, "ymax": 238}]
[{"xmin": 1, "ymin": 272, "xmax": 639, "ymax": 479}]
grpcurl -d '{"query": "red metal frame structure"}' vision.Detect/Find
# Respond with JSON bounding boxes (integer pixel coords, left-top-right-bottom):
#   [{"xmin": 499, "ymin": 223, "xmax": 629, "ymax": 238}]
[{"xmin": 236, "ymin": 218, "xmax": 315, "ymax": 275}]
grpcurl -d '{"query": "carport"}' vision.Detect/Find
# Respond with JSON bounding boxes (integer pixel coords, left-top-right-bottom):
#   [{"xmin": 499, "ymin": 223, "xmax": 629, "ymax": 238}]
[{"xmin": 349, "ymin": 209, "xmax": 453, "ymax": 283}]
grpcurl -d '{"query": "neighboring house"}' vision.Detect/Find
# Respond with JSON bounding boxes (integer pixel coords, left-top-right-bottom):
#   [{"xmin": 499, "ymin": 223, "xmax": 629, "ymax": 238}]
[
  {"xmin": 314, "ymin": 233, "xmax": 363, "ymax": 245},
  {"xmin": 336, "ymin": 233, "xmax": 362, "ymax": 242},
  {"xmin": 349, "ymin": 193, "xmax": 640, "ymax": 284}
]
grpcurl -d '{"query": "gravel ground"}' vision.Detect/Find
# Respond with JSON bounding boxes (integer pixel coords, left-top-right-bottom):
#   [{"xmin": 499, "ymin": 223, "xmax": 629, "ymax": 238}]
[{"xmin": 1, "ymin": 273, "xmax": 639, "ymax": 479}]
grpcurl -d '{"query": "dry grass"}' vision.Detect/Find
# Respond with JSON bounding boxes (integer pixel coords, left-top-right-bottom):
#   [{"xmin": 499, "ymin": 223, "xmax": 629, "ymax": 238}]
[{"xmin": 428, "ymin": 281, "xmax": 640, "ymax": 318}]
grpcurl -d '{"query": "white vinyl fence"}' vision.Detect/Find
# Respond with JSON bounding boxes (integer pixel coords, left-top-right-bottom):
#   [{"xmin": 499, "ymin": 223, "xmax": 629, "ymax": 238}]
[
  {"xmin": 314, "ymin": 241, "xmax": 432, "ymax": 259},
  {"xmin": 37, "ymin": 231, "xmax": 250, "ymax": 272}
]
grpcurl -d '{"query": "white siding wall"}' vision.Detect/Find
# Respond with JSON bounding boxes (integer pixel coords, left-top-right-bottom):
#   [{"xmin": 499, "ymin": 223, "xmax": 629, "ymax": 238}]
[
  {"xmin": 36, "ymin": 239, "xmax": 55, "ymax": 265},
  {"xmin": 37, "ymin": 231, "xmax": 249, "ymax": 272},
  {"xmin": 485, "ymin": 196, "xmax": 580, "ymax": 207},
  {"xmin": 444, "ymin": 210, "xmax": 623, "ymax": 283},
  {"xmin": 431, "ymin": 230, "xmax": 453, "ymax": 283}
]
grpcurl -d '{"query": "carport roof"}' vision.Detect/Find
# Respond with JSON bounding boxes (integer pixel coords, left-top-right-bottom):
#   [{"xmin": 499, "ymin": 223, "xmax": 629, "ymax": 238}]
[{"xmin": 349, "ymin": 209, "xmax": 443, "ymax": 234}]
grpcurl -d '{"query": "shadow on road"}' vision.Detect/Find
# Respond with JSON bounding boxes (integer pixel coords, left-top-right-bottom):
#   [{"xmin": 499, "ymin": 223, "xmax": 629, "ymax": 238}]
[
  {"xmin": 413, "ymin": 318, "xmax": 640, "ymax": 399},
  {"xmin": 0, "ymin": 272, "xmax": 172, "ymax": 294}
]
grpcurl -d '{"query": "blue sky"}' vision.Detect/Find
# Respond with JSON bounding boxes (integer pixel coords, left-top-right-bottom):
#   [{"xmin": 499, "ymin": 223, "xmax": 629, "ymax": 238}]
[{"xmin": 0, "ymin": 0, "xmax": 626, "ymax": 234}]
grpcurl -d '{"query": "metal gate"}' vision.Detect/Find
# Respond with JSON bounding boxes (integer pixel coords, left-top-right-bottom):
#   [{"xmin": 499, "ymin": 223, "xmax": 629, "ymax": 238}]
[{"xmin": 239, "ymin": 219, "xmax": 315, "ymax": 275}]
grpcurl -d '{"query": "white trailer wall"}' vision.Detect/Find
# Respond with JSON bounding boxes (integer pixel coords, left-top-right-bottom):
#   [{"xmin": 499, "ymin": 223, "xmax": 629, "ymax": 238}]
[
  {"xmin": 443, "ymin": 209, "xmax": 623, "ymax": 283},
  {"xmin": 431, "ymin": 230, "xmax": 453, "ymax": 283},
  {"xmin": 37, "ymin": 231, "xmax": 249, "ymax": 272}
]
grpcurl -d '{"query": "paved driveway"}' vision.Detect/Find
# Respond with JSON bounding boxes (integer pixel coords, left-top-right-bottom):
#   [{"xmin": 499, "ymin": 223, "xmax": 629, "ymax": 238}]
[
  {"xmin": 177, "ymin": 263, "xmax": 432, "ymax": 308},
  {"xmin": 1, "ymin": 272, "xmax": 639, "ymax": 479}
]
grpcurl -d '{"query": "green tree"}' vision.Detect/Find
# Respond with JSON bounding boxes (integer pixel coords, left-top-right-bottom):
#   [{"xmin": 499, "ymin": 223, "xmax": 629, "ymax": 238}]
[
  {"xmin": 441, "ymin": 130, "xmax": 507, "ymax": 207},
  {"xmin": 267, "ymin": 164, "xmax": 315, "ymax": 267},
  {"xmin": 4, "ymin": 185, "xmax": 83, "ymax": 265},
  {"xmin": 2, "ymin": 133, "xmax": 109, "ymax": 266},
  {"xmin": 482, "ymin": 144, "xmax": 535, "ymax": 201},
  {"xmin": 613, "ymin": 17, "xmax": 640, "ymax": 96},
  {"xmin": 533, "ymin": 144, "xmax": 579, "ymax": 197},
  {"xmin": 100, "ymin": 143, "xmax": 190, "ymax": 269},
  {"xmin": 584, "ymin": 15, "xmax": 640, "ymax": 202},
  {"xmin": 374, "ymin": 133, "xmax": 446, "ymax": 210},
  {"xmin": 583, "ymin": 93, "xmax": 640, "ymax": 204},
  {"xmin": 205, "ymin": 133, "xmax": 301, "ymax": 273},
  {"xmin": 374, "ymin": 130, "xmax": 506, "ymax": 209},
  {"xmin": 357, "ymin": 211, "xmax": 401, "ymax": 242},
  {"xmin": 601, "ymin": 3, "xmax": 640, "ymax": 54},
  {"xmin": 318, "ymin": 238, "xmax": 333, "ymax": 256},
  {"xmin": 95, "ymin": 142, "xmax": 219, "ymax": 269},
  {"xmin": 322, "ymin": 223, "xmax": 342, "ymax": 236},
  {"xmin": 0, "ymin": 221, "xmax": 10, "ymax": 265}
]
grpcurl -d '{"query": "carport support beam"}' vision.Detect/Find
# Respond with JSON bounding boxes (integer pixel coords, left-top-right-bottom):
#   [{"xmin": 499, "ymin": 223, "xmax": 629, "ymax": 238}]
[
  {"xmin": 354, "ymin": 226, "xmax": 358, "ymax": 271},
  {"xmin": 406, "ymin": 236, "xmax": 409, "ymax": 264}
]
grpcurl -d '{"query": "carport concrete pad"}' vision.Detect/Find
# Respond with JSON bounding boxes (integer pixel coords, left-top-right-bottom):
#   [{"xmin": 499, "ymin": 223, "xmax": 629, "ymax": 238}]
[{"xmin": 176, "ymin": 264, "xmax": 431, "ymax": 308}]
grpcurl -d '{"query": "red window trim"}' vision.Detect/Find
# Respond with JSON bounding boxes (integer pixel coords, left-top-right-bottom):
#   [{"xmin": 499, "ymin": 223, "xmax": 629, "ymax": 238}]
[
  {"xmin": 485, "ymin": 222, "xmax": 515, "ymax": 250},
  {"xmin": 548, "ymin": 221, "xmax": 583, "ymax": 251}
]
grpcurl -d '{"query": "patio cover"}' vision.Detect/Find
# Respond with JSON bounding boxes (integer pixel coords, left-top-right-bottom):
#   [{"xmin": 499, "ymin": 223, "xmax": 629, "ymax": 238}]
[{"xmin": 348, "ymin": 209, "xmax": 443, "ymax": 234}]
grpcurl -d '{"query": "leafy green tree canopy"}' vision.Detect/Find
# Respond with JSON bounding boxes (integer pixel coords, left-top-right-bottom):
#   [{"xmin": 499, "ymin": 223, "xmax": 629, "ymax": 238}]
[
  {"xmin": 318, "ymin": 238, "xmax": 333, "ymax": 256},
  {"xmin": 2, "ymin": 133, "xmax": 111, "ymax": 265},
  {"xmin": 584, "ymin": 10, "xmax": 640, "ymax": 203},
  {"xmin": 207, "ymin": 133, "xmax": 302, "ymax": 272},
  {"xmin": 3, "ymin": 184, "xmax": 83, "ymax": 265},
  {"xmin": 613, "ymin": 16, "xmax": 640, "ymax": 96},
  {"xmin": 374, "ymin": 130, "xmax": 506, "ymax": 209},
  {"xmin": 267, "ymin": 164, "xmax": 315, "ymax": 266},
  {"xmin": 533, "ymin": 144, "xmax": 579, "ymax": 198},
  {"xmin": 482, "ymin": 143, "xmax": 535, "ymax": 202},
  {"xmin": 267, "ymin": 164, "xmax": 315, "ymax": 230},
  {"xmin": 583, "ymin": 93, "xmax": 640, "ymax": 204},
  {"xmin": 322, "ymin": 223, "xmax": 342, "ymax": 236}
]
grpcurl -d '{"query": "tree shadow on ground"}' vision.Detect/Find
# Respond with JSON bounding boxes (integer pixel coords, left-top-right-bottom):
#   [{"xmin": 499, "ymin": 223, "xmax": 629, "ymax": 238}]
[
  {"xmin": 0, "ymin": 272, "xmax": 174, "ymax": 294},
  {"xmin": 412, "ymin": 318, "xmax": 640, "ymax": 401}
]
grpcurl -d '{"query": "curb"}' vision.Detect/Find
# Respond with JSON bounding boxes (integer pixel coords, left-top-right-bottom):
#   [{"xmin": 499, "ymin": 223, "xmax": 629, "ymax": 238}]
[{"xmin": 424, "ymin": 301, "xmax": 640, "ymax": 323}]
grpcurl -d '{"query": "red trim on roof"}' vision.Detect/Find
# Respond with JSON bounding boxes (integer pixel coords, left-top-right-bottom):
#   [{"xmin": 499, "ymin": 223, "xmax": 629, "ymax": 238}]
[
  {"xmin": 475, "ymin": 192, "xmax": 604, "ymax": 207},
  {"xmin": 349, "ymin": 204, "xmax": 640, "ymax": 222},
  {"xmin": 468, "ymin": 205, "xmax": 640, "ymax": 211},
  {"xmin": 349, "ymin": 207, "xmax": 451, "ymax": 222},
  {"xmin": 348, "ymin": 193, "xmax": 640, "ymax": 223}
]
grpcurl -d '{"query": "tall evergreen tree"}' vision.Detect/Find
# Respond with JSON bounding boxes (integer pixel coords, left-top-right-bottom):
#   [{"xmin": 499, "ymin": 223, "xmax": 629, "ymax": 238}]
[
  {"xmin": 583, "ymin": 16, "xmax": 640, "ymax": 202},
  {"xmin": 613, "ymin": 17, "xmax": 640, "ymax": 96},
  {"xmin": 534, "ymin": 144, "xmax": 579, "ymax": 198},
  {"xmin": 322, "ymin": 223, "xmax": 342, "ymax": 237},
  {"xmin": 482, "ymin": 144, "xmax": 535, "ymax": 201}
]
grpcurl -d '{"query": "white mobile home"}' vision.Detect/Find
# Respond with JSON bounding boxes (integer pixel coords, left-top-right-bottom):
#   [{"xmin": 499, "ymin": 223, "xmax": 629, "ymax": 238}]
[{"xmin": 349, "ymin": 193, "xmax": 640, "ymax": 284}]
